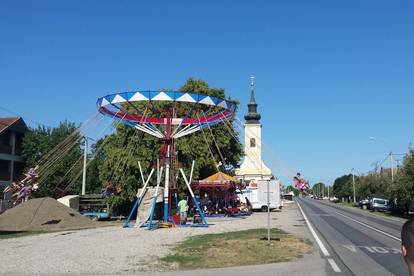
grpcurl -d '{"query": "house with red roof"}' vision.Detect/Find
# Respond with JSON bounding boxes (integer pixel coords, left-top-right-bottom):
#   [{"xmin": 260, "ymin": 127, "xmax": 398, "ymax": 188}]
[{"xmin": 0, "ymin": 117, "xmax": 27, "ymax": 199}]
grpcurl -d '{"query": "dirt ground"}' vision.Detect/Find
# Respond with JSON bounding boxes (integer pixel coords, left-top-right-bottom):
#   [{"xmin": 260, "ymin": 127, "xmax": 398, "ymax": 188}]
[
  {"xmin": 0, "ymin": 202, "xmax": 316, "ymax": 274},
  {"xmin": 0, "ymin": 198, "xmax": 98, "ymax": 231}
]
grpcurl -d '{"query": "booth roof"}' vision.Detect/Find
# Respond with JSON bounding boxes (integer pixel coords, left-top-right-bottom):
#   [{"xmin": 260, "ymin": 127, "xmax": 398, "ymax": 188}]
[{"xmin": 202, "ymin": 172, "xmax": 236, "ymax": 182}]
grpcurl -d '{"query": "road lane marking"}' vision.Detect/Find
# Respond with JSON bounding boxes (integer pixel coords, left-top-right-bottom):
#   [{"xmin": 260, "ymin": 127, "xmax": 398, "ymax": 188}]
[
  {"xmin": 297, "ymin": 201, "xmax": 342, "ymax": 273},
  {"xmin": 343, "ymin": 245, "xmax": 357, "ymax": 252},
  {"xmin": 297, "ymin": 201, "xmax": 330, "ymax": 257},
  {"xmin": 328, "ymin": 258, "xmax": 341, "ymax": 273},
  {"xmin": 334, "ymin": 211, "xmax": 401, "ymax": 242},
  {"xmin": 372, "ymin": 246, "xmax": 389, "ymax": 253},
  {"xmin": 363, "ymin": 246, "xmax": 375, "ymax": 253},
  {"xmin": 342, "ymin": 245, "xmax": 401, "ymax": 254}
]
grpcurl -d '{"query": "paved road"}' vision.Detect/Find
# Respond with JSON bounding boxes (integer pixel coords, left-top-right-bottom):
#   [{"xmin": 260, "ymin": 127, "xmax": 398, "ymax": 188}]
[{"xmin": 297, "ymin": 197, "xmax": 407, "ymax": 276}]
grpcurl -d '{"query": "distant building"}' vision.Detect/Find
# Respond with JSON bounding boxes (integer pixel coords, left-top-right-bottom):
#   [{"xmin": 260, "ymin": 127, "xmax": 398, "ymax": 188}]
[
  {"xmin": 236, "ymin": 77, "xmax": 272, "ymax": 183},
  {"xmin": 0, "ymin": 117, "xmax": 27, "ymax": 198}
]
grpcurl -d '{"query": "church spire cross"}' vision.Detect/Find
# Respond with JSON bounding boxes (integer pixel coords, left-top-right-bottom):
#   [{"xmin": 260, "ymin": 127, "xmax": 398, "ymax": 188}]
[{"xmin": 250, "ymin": 75, "xmax": 256, "ymax": 103}]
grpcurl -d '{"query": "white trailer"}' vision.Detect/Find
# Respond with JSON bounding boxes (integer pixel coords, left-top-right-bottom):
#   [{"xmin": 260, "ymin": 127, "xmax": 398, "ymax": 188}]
[{"xmin": 239, "ymin": 179, "xmax": 282, "ymax": 211}]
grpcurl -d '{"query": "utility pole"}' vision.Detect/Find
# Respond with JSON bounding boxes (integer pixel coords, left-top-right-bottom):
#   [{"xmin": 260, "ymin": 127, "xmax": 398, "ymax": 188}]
[
  {"xmin": 352, "ymin": 168, "xmax": 356, "ymax": 204},
  {"xmin": 390, "ymin": 151, "xmax": 394, "ymax": 182},
  {"xmin": 328, "ymin": 185, "xmax": 330, "ymax": 199},
  {"xmin": 81, "ymin": 136, "xmax": 88, "ymax": 196},
  {"xmin": 267, "ymin": 179, "xmax": 270, "ymax": 243},
  {"xmin": 370, "ymin": 137, "xmax": 395, "ymax": 182}
]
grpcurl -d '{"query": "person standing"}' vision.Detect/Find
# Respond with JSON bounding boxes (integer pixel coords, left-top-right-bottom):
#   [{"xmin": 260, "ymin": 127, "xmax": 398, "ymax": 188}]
[
  {"xmin": 402, "ymin": 218, "xmax": 414, "ymax": 276},
  {"xmin": 177, "ymin": 196, "xmax": 188, "ymax": 225}
]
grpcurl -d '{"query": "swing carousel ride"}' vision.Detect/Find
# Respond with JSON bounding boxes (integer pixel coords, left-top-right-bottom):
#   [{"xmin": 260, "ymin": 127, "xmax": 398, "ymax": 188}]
[
  {"xmin": 2, "ymin": 81, "xmax": 312, "ymax": 228},
  {"xmin": 293, "ymin": 172, "xmax": 310, "ymax": 193},
  {"xmin": 96, "ymin": 90, "xmax": 236, "ymax": 228}
]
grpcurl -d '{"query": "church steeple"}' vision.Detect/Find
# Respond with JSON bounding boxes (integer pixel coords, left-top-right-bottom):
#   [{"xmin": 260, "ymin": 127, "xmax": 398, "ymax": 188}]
[
  {"xmin": 236, "ymin": 75, "xmax": 272, "ymax": 181},
  {"xmin": 244, "ymin": 76, "xmax": 261, "ymax": 124}
]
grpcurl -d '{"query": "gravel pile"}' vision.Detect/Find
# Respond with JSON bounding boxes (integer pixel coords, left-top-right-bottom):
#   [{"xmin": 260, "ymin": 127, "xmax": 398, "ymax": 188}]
[{"xmin": 0, "ymin": 197, "xmax": 98, "ymax": 231}]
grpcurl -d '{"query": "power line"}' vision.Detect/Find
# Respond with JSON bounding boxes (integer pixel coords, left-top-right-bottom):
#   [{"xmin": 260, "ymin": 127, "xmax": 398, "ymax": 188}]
[{"xmin": 0, "ymin": 105, "xmax": 53, "ymax": 128}]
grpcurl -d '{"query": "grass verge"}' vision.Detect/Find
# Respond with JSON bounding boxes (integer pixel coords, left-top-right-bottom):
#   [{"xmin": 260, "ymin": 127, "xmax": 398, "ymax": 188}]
[
  {"xmin": 0, "ymin": 231, "xmax": 45, "ymax": 239},
  {"xmin": 333, "ymin": 201, "xmax": 409, "ymax": 222},
  {"xmin": 337, "ymin": 202, "xmax": 358, "ymax": 208},
  {"xmin": 160, "ymin": 228, "xmax": 313, "ymax": 270}
]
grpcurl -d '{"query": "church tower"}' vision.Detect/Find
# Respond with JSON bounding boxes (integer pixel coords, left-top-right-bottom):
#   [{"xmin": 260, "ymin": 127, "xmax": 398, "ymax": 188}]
[{"xmin": 236, "ymin": 76, "xmax": 272, "ymax": 182}]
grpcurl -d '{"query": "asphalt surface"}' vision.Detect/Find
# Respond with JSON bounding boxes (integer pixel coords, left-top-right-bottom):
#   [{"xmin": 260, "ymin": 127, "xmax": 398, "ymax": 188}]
[{"xmin": 297, "ymin": 197, "xmax": 408, "ymax": 276}]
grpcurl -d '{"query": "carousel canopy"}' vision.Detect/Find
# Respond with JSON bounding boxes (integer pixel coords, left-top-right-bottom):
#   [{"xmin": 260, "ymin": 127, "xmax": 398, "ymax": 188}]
[
  {"xmin": 202, "ymin": 172, "xmax": 236, "ymax": 182},
  {"xmin": 192, "ymin": 172, "xmax": 237, "ymax": 188}
]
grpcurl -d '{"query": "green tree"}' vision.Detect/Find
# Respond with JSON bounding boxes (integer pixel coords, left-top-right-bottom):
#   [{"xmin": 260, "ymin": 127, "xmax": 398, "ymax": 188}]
[
  {"xmin": 85, "ymin": 137, "xmax": 106, "ymax": 194},
  {"xmin": 331, "ymin": 150, "xmax": 414, "ymax": 213},
  {"xmin": 356, "ymin": 172, "xmax": 390, "ymax": 200},
  {"xmin": 390, "ymin": 150, "xmax": 414, "ymax": 213},
  {"xmin": 285, "ymin": 185, "xmax": 300, "ymax": 196},
  {"xmin": 332, "ymin": 175, "xmax": 353, "ymax": 200},
  {"xmin": 22, "ymin": 121, "xmax": 82, "ymax": 197},
  {"xmin": 99, "ymin": 78, "xmax": 243, "ymax": 212},
  {"xmin": 312, "ymin": 182, "xmax": 325, "ymax": 197}
]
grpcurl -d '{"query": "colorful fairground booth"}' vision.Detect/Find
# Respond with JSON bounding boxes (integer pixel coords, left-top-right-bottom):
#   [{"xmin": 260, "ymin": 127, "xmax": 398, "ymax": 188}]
[{"xmin": 191, "ymin": 172, "xmax": 252, "ymax": 217}]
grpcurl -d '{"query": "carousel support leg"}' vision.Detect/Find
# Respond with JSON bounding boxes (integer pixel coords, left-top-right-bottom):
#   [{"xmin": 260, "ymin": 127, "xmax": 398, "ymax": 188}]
[
  {"xmin": 149, "ymin": 167, "xmax": 163, "ymax": 229},
  {"xmin": 123, "ymin": 168, "xmax": 154, "ymax": 228},
  {"xmin": 179, "ymin": 167, "xmax": 208, "ymax": 226}
]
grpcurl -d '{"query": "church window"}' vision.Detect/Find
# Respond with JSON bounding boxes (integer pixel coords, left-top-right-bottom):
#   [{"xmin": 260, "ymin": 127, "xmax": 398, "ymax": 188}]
[{"xmin": 250, "ymin": 138, "xmax": 256, "ymax": 148}]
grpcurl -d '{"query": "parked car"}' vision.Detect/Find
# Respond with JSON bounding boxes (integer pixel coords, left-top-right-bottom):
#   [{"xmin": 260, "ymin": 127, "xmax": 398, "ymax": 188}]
[
  {"xmin": 369, "ymin": 197, "xmax": 390, "ymax": 212},
  {"xmin": 358, "ymin": 198, "xmax": 370, "ymax": 210},
  {"xmin": 329, "ymin": 196, "xmax": 339, "ymax": 203}
]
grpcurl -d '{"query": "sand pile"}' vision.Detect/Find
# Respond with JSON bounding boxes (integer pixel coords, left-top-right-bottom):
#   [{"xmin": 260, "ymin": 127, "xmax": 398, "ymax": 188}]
[{"xmin": 0, "ymin": 197, "xmax": 99, "ymax": 231}]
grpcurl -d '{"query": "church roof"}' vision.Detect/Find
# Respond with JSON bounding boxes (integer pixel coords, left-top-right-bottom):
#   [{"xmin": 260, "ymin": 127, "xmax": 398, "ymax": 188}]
[{"xmin": 244, "ymin": 76, "xmax": 261, "ymax": 124}]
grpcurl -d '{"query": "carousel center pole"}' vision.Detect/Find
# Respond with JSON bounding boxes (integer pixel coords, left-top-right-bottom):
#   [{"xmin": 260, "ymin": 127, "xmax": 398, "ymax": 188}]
[
  {"xmin": 163, "ymin": 144, "xmax": 170, "ymax": 222},
  {"xmin": 163, "ymin": 110, "xmax": 172, "ymax": 222}
]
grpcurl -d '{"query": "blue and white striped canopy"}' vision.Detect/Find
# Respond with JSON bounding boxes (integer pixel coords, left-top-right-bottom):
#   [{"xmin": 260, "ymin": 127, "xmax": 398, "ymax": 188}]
[
  {"xmin": 97, "ymin": 91, "xmax": 236, "ymax": 112},
  {"xmin": 97, "ymin": 90, "xmax": 236, "ymax": 139}
]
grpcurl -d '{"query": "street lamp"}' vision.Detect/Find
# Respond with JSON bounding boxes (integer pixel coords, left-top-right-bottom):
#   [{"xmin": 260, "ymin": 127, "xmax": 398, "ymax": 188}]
[
  {"xmin": 351, "ymin": 168, "xmax": 356, "ymax": 204},
  {"xmin": 369, "ymin": 137, "xmax": 394, "ymax": 182}
]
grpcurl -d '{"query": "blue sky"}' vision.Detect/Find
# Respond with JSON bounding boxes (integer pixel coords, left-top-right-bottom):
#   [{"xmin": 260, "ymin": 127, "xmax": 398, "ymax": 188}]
[{"xmin": 1, "ymin": 1, "xmax": 413, "ymax": 186}]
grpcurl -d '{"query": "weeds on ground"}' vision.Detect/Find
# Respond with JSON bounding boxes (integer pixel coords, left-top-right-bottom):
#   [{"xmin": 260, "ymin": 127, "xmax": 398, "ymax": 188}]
[{"xmin": 159, "ymin": 228, "xmax": 313, "ymax": 270}]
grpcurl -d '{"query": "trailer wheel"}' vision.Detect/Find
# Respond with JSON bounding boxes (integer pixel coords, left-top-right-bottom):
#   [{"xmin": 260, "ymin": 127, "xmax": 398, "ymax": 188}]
[{"xmin": 261, "ymin": 205, "xmax": 268, "ymax": 212}]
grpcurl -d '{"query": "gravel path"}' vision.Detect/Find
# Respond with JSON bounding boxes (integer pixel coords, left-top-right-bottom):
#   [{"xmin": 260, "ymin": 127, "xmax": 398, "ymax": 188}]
[{"xmin": 0, "ymin": 202, "xmax": 311, "ymax": 274}]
